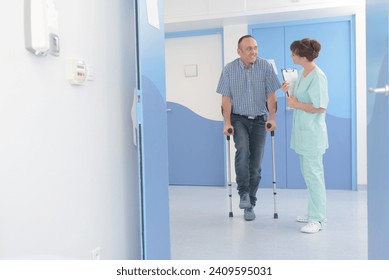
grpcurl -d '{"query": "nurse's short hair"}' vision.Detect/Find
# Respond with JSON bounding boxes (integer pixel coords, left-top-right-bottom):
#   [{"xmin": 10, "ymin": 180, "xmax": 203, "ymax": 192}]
[{"xmin": 290, "ymin": 38, "xmax": 321, "ymax": 62}]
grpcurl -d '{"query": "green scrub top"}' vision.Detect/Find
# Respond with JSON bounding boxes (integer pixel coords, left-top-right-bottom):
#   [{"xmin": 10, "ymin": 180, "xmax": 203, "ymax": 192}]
[{"xmin": 290, "ymin": 66, "xmax": 329, "ymax": 156}]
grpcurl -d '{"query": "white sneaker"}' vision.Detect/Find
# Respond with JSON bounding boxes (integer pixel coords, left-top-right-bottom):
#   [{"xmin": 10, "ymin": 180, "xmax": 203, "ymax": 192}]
[
  {"xmin": 300, "ymin": 221, "xmax": 322, "ymax": 233},
  {"xmin": 296, "ymin": 215, "xmax": 308, "ymax": 223}
]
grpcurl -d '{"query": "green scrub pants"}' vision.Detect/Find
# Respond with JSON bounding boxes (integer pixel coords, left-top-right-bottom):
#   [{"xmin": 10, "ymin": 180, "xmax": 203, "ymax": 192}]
[{"xmin": 300, "ymin": 153, "xmax": 327, "ymax": 225}]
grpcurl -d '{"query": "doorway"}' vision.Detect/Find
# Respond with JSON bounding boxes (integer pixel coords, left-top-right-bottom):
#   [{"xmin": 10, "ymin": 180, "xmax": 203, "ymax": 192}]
[{"xmin": 165, "ymin": 32, "xmax": 225, "ymax": 186}]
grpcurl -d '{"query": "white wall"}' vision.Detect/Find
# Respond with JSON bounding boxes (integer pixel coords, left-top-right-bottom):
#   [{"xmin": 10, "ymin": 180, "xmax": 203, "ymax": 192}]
[
  {"xmin": 165, "ymin": 0, "xmax": 367, "ymax": 186},
  {"xmin": 222, "ymin": 24, "xmax": 247, "ymax": 65},
  {"xmin": 165, "ymin": 34, "xmax": 223, "ymax": 121},
  {"xmin": 0, "ymin": 0, "xmax": 140, "ymax": 259}
]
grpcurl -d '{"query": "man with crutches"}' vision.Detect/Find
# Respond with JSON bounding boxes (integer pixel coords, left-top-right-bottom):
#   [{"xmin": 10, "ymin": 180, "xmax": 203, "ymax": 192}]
[{"xmin": 217, "ymin": 35, "xmax": 280, "ymax": 221}]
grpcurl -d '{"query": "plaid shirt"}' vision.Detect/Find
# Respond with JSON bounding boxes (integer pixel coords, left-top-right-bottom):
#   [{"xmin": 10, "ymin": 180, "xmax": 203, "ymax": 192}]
[{"xmin": 216, "ymin": 57, "xmax": 281, "ymax": 116}]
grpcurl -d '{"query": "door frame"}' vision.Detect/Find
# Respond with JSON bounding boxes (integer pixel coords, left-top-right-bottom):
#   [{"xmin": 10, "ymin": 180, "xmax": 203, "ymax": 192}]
[{"xmin": 165, "ymin": 29, "xmax": 226, "ymax": 186}]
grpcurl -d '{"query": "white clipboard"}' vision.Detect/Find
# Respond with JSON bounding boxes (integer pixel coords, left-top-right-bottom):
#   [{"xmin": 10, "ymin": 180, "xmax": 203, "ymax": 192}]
[{"xmin": 281, "ymin": 68, "xmax": 298, "ymax": 96}]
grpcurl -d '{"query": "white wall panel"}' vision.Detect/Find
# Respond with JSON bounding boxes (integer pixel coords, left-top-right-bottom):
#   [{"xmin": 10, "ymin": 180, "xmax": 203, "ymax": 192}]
[
  {"xmin": 0, "ymin": 0, "xmax": 139, "ymax": 260},
  {"xmin": 209, "ymin": 0, "xmax": 245, "ymax": 15},
  {"xmin": 166, "ymin": 34, "xmax": 223, "ymax": 121},
  {"xmin": 165, "ymin": 0, "xmax": 209, "ymax": 19}
]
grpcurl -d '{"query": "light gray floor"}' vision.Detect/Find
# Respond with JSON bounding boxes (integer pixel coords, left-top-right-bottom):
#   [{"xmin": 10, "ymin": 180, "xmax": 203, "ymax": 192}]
[{"xmin": 169, "ymin": 185, "xmax": 367, "ymax": 260}]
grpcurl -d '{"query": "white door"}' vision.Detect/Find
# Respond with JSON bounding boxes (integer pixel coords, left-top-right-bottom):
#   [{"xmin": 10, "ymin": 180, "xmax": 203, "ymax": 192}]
[
  {"xmin": 366, "ymin": 0, "xmax": 389, "ymax": 259},
  {"xmin": 165, "ymin": 34, "xmax": 225, "ymax": 186}
]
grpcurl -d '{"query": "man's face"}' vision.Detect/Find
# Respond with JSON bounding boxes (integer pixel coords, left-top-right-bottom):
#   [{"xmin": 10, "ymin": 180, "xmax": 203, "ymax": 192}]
[{"xmin": 237, "ymin": 37, "xmax": 258, "ymax": 66}]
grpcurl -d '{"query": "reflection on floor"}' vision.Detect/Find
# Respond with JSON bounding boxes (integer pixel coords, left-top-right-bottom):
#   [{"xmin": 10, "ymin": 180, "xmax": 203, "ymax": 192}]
[{"xmin": 169, "ymin": 185, "xmax": 367, "ymax": 260}]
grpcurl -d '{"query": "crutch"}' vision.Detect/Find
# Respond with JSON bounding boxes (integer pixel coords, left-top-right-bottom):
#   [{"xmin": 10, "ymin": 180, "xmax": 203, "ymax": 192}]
[
  {"xmin": 226, "ymin": 127, "xmax": 233, "ymax": 218},
  {"xmin": 266, "ymin": 122, "xmax": 278, "ymax": 219}
]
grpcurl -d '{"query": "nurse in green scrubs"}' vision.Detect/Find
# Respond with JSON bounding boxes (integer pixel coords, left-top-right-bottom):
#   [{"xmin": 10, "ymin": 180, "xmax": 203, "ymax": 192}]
[{"xmin": 281, "ymin": 38, "xmax": 329, "ymax": 234}]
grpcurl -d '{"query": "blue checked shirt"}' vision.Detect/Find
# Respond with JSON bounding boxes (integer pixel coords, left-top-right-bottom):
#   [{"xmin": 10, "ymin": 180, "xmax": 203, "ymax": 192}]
[{"xmin": 216, "ymin": 57, "xmax": 281, "ymax": 116}]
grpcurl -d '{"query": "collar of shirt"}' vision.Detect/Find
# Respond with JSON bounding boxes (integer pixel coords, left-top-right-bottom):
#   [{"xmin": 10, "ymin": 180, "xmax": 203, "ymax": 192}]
[{"xmin": 239, "ymin": 58, "xmax": 257, "ymax": 69}]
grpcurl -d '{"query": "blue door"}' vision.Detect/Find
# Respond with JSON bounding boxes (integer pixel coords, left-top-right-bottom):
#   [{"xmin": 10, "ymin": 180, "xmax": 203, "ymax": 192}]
[
  {"xmin": 135, "ymin": 0, "xmax": 170, "ymax": 259},
  {"xmin": 366, "ymin": 0, "xmax": 389, "ymax": 260},
  {"xmin": 250, "ymin": 26, "xmax": 288, "ymax": 189},
  {"xmin": 252, "ymin": 17, "xmax": 356, "ymax": 190}
]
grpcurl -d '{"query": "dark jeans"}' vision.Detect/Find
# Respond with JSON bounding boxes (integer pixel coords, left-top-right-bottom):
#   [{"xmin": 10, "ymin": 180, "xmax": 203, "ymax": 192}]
[{"xmin": 231, "ymin": 114, "xmax": 267, "ymax": 207}]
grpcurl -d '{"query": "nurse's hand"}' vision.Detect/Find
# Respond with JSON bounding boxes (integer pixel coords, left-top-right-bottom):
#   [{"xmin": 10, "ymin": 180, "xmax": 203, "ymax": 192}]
[
  {"xmin": 281, "ymin": 81, "xmax": 290, "ymax": 94},
  {"xmin": 287, "ymin": 96, "xmax": 299, "ymax": 108}
]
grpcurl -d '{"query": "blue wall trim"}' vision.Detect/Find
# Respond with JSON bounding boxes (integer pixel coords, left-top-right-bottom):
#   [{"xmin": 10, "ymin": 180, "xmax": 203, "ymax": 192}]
[
  {"xmin": 165, "ymin": 28, "xmax": 223, "ymax": 39},
  {"xmin": 167, "ymin": 102, "xmax": 224, "ymax": 186}
]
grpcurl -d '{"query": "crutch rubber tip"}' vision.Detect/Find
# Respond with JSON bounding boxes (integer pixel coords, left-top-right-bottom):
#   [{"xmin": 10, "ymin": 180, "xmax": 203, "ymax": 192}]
[
  {"xmin": 229, "ymin": 212, "xmax": 233, "ymax": 218},
  {"xmin": 274, "ymin": 213, "xmax": 278, "ymax": 219}
]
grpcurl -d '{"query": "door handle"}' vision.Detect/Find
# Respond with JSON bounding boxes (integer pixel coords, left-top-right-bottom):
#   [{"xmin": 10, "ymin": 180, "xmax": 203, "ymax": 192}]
[
  {"xmin": 286, "ymin": 106, "xmax": 294, "ymax": 111},
  {"xmin": 368, "ymin": 85, "xmax": 389, "ymax": 95},
  {"xmin": 166, "ymin": 108, "xmax": 172, "ymax": 112}
]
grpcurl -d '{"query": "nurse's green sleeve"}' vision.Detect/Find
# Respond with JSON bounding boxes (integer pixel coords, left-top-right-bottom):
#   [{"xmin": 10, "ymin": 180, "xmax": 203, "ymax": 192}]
[{"xmin": 309, "ymin": 72, "xmax": 329, "ymax": 109}]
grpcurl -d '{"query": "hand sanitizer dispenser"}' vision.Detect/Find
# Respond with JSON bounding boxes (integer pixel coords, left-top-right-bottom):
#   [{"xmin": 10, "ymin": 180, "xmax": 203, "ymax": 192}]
[
  {"xmin": 47, "ymin": 0, "xmax": 60, "ymax": 56},
  {"xmin": 24, "ymin": 0, "xmax": 49, "ymax": 56},
  {"xmin": 24, "ymin": 0, "xmax": 60, "ymax": 56}
]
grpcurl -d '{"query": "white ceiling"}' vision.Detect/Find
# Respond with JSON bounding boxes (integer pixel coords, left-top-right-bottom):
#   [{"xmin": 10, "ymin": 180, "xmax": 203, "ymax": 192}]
[{"xmin": 164, "ymin": 4, "xmax": 360, "ymax": 33}]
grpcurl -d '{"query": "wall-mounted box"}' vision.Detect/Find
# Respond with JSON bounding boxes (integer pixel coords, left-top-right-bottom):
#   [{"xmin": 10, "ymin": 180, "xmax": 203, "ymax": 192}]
[
  {"xmin": 24, "ymin": 0, "xmax": 60, "ymax": 56},
  {"xmin": 67, "ymin": 59, "xmax": 87, "ymax": 85}
]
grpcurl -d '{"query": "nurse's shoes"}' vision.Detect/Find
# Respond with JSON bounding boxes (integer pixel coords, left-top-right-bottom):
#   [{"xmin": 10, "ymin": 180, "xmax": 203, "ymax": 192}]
[
  {"xmin": 296, "ymin": 215, "xmax": 308, "ymax": 223},
  {"xmin": 300, "ymin": 221, "xmax": 322, "ymax": 233}
]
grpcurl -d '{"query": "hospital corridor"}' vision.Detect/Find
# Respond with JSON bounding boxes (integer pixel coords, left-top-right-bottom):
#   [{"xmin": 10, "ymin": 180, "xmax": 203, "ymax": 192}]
[
  {"xmin": 2, "ymin": 0, "xmax": 387, "ymax": 265},
  {"xmin": 169, "ymin": 185, "xmax": 367, "ymax": 260}
]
